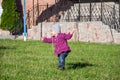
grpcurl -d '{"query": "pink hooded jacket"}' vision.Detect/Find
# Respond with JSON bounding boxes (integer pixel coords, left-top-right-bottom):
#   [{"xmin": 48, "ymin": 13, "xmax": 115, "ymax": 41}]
[{"xmin": 43, "ymin": 33, "xmax": 72, "ymax": 55}]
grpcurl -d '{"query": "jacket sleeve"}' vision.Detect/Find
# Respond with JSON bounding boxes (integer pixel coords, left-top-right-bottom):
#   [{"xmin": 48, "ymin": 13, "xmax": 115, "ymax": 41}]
[
  {"xmin": 64, "ymin": 32, "xmax": 73, "ymax": 40},
  {"xmin": 43, "ymin": 37, "xmax": 52, "ymax": 43}
]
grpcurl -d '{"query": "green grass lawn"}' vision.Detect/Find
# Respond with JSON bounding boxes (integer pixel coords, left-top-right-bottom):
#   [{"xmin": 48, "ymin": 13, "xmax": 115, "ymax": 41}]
[{"xmin": 0, "ymin": 39, "xmax": 120, "ymax": 80}]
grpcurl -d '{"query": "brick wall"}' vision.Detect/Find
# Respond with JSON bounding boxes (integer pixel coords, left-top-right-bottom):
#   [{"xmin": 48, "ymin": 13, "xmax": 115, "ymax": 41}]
[
  {"xmin": 19, "ymin": 0, "xmax": 58, "ymax": 28},
  {"xmin": 20, "ymin": 0, "xmax": 56, "ymax": 10}
]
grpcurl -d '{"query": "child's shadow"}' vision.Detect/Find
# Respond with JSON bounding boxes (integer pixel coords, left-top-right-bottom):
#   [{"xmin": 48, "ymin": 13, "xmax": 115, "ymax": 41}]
[{"xmin": 67, "ymin": 62, "xmax": 94, "ymax": 69}]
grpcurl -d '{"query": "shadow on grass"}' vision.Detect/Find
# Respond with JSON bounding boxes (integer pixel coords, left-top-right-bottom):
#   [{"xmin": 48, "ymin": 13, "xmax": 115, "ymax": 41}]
[
  {"xmin": 0, "ymin": 46, "xmax": 16, "ymax": 58},
  {"xmin": 67, "ymin": 62, "xmax": 94, "ymax": 69},
  {"xmin": 0, "ymin": 46, "xmax": 16, "ymax": 50}
]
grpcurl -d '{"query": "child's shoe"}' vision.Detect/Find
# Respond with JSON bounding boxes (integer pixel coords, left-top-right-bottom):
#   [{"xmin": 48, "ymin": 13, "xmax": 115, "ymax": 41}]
[{"xmin": 57, "ymin": 66, "xmax": 65, "ymax": 70}]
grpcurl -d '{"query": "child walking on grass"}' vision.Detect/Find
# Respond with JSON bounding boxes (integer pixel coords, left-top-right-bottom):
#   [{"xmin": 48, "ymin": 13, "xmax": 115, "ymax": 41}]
[{"xmin": 41, "ymin": 23, "xmax": 76, "ymax": 70}]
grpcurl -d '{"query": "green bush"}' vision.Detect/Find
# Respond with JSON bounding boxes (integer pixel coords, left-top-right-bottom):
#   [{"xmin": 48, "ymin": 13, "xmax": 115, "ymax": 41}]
[{"xmin": 0, "ymin": 0, "xmax": 22, "ymax": 33}]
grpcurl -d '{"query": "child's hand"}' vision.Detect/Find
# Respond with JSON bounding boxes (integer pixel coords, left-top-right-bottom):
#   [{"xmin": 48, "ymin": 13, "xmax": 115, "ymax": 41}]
[
  {"xmin": 72, "ymin": 29, "xmax": 77, "ymax": 33},
  {"xmin": 40, "ymin": 37, "xmax": 44, "ymax": 41},
  {"xmin": 70, "ymin": 29, "xmax": 77, "ymax": 34}
]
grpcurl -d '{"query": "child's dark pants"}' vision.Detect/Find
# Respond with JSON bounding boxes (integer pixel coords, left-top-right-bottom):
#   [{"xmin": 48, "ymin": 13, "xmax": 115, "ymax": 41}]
[{"xmin": 58, "ymin": 52, "xmax": 69, "ymax": 68}]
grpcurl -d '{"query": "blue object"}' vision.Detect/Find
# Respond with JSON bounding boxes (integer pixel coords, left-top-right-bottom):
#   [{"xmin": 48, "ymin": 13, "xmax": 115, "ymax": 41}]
[{"xmin": 23, "ymin": 0, "xmax": 26, "ymax": 41}]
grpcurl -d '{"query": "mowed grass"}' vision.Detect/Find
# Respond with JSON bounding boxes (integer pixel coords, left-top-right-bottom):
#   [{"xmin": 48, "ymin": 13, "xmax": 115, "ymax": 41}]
[{"xmin": 0, "ymin": 39, "xmax": 120, "ymax": 80}]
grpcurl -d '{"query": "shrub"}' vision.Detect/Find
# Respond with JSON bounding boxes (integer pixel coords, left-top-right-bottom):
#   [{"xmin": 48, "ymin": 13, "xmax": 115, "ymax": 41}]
[{"xmin": 0, "ymin": 0, "xmax": 22, "ymax": 34}]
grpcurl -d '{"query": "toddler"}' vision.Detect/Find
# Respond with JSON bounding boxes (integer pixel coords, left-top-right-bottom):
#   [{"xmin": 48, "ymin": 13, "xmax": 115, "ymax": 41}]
[{"xmin": 41, "ymin": 23, "xmax": 76, "ymax": 70}]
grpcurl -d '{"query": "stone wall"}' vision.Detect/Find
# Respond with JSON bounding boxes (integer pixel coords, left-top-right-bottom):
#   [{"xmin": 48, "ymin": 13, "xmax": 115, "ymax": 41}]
[
  {"xmin": 27, "ymin": 21, "xmax": 120, "ymax": 44},
  {"xmin": 0, "ymin": 29, "xmax": 14, "ymax": 39},
  {"xmin": 0, "ymin": 29, "xmax": 24, "ymax": 39}
]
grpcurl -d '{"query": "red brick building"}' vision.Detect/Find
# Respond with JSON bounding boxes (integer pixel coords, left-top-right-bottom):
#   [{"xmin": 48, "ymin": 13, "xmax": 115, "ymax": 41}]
[
  {"xmin": 16, "ymin": 0, "xmax": 120, "ymax": 29},
  {"xmin": 17, "ymin": 0, "xmax": 60, "ymax": 28},
  {"xmin": 20, "ymin": 0, "xmax": 56, "ymax": 10}
]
